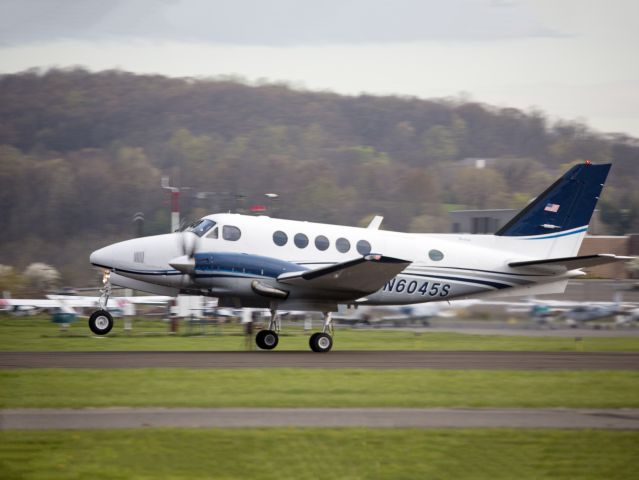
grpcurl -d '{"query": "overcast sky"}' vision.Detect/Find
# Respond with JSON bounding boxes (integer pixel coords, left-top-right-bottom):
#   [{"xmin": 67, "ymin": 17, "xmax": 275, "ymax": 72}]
[{"xmin": 1, "ymin": 0, "xmax": 637, "ymax": 137}]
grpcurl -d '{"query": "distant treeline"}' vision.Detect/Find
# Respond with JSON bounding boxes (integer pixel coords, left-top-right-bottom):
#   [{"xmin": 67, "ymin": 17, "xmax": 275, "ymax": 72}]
[{"xmin": 0, "ymin": 68, "xmax": 638, "ymax": 285}]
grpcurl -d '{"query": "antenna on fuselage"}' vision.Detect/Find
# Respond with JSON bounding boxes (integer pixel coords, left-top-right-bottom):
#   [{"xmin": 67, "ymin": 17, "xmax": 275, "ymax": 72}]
[{"xmin": 367, "ymin": 216, "xmax": 384, "ymax": 230}]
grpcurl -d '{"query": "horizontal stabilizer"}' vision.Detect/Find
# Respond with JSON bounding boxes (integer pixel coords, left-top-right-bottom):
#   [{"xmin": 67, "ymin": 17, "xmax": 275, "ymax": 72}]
[
  {"xmin": 509, "ymin": 254, "xmax": 634, "ymax": 272},
  {"xmin": 278, "ymin": 255, "xmax": 410, "ymax": 295}
]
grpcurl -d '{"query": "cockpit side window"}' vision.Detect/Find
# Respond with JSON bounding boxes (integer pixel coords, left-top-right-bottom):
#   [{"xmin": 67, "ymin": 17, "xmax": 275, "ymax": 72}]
[
  {"xmin": 187, "ymin": 219, "xmax": 217, "ymax": 237},
  {"xmin": 207, "ymin": 227, "xmax": 219, "ymax": 239},
  {"xmin": 222, "ymin": 225, "xmax": 242, "ymax": 241}
]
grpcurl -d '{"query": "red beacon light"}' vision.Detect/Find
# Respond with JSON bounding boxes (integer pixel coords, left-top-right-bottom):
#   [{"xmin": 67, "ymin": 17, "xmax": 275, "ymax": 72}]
[{"xmin": 585, "ymin": 160, "xmax": 592, "ymax": 165}]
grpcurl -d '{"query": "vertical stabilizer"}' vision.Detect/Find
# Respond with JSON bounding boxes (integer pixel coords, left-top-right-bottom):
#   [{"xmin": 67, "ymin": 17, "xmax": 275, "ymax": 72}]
[{"xmin": 495, "ymin": 162, "xmax": 611, "ymax": 258}]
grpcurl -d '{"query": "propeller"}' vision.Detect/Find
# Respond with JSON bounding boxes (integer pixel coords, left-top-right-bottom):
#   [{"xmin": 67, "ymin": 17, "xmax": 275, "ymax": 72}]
[
  {"xmin": 179, "ymin": 230, "xmax": 199, "ymax": 259},
  {"xmin": 170, "ymin": 231, "xmax": 200, "ymax": 281}
]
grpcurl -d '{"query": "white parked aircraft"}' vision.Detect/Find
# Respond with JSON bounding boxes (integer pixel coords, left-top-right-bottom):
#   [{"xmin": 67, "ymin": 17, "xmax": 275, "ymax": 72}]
[
  {"xmin": 0, "ymin": 295, "xmax": 170, "ymax": 310},
  {"xmin": 89, "ymin": 162, "xmax": 632, "ymax": 352}
]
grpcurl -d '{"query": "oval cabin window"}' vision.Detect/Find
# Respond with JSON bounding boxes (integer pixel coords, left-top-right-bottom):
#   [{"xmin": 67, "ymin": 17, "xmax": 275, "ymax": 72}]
[
  {"xmin": 356, "ymin": 240, "xmax": 372, "ymax": 255},
  {"xmin": 273, "ymin": 231, "xmax": 288, "ymax": 246},
  {"xmin": 294, "ymin": 233, "xmax": 309, "ymax": 249},
  {"xmin": 315, "ymin": 235, "xmax": 330, "ymax": 251},
  {"xmin": 336, "ymin": 238, "xmax": 351, "ymax": 253},
  {"xmin": 429, "ymin": 249, "xmax": 444, "ymax": 261}
]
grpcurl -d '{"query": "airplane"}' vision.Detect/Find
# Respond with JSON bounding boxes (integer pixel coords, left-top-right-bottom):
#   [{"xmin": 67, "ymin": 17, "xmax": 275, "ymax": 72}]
[
  {"xmin": 88, "ymin": 162, "xmax": 633, "ymax": 352},
  {"xmin": 334, "ymin": 299, "xmax": 481, "ymax": 327},
  {"xmin": 499, "ymin": 291, "xmax": 639, "ymax": 328}
]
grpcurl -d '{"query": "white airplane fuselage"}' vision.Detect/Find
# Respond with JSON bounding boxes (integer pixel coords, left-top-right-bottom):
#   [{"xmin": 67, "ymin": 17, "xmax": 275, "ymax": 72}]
[{"xmin": 90, "ymin": 213, "xmax": 580, "ymax": 312}]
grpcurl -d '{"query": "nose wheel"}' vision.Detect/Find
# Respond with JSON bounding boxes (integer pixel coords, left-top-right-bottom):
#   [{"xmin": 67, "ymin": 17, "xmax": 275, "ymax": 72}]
[
  {"xmin": 89, "ymin": 270, "xmax": 114, "ymax": 335},
  {"xmin": 89, "ymin": 310, "xmax": 114, "ymax": 335}
]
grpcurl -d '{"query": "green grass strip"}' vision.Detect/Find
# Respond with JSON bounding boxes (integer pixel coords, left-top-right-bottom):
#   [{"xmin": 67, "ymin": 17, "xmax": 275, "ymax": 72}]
[
  {"xmin": 1, "ymin": 368, "xmax": 638, "ymax": 408},
  {"xmin": 1, "ymin": 428, "xmax": 637, "ymax": 480},
  {"xmin": 2, "ymin": 317, "xmax": 639, "ymax": 351}
]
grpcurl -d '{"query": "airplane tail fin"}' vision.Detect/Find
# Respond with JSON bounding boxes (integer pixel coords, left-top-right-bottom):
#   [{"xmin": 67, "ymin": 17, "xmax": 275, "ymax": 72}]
[{"xmin": 494, "ymin": 162, "xmax": 611, "ymax": 258}]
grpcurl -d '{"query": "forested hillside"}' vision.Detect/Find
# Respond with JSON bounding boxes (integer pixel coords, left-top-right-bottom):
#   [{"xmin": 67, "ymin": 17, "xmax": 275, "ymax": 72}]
[{"xmin": 1, "ymin": 68, "xmax": 637, "ymax": 285}]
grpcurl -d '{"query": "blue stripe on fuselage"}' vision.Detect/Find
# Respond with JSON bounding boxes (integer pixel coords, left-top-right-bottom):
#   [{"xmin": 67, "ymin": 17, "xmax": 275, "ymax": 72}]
[{"xmin": 522, "ymin": 226, "xmax": 588, "ymax": 240}]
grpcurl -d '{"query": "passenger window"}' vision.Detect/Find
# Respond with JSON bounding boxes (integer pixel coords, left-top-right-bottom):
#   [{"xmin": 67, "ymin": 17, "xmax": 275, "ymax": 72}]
[
  {"xmin": 356, "ymin": 240, "xmax": 372, "ymax": 255},
  {"xmin": 314, "ymin": 235, "xmax": 330, "ymax": 251},
  {"xmin": 429, "ymin": 249, "xmax": 444, "ymax": 261},
  {"xmin": 222, "ymin": 225, "xmax": 241, "ymax": 241},
  {"xmin": 273, "ymin": 231, "xmax": 288, "ymax": 246},
  {"xmin": 336, "ymin": 238, "xmax": 350, "ymax": 253},
  {"xmin": 294, "ymin": 233, "xmax": 309, "ymax": 249}
]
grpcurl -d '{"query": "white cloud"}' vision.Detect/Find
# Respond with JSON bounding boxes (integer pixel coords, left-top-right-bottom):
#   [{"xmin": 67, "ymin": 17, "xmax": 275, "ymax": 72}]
[
  {"xmin": 0, "ymin": 0, "xmax": 637, "ymax": 136},
  {"xmin": 0, "ymin": 0, "xmax": 558, "ymax": 46}
]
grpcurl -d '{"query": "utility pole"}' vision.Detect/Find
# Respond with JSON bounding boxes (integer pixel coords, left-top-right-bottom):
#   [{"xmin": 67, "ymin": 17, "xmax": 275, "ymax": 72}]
[{"xmin": 161, "ymin": 176, "xmax": 181, "ymax": 232}]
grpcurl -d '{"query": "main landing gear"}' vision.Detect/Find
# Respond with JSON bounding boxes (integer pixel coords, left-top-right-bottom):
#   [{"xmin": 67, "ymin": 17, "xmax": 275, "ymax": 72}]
[
  {"xmin": 89, "ymin": 270, "xmax": 114, "ymax": 336},
  {"xmin": 255, "ymin": 309, "xmax": 334, "ymax": 353},
  {"xmin": 255, "ymin": 306, "xmax": 280, "ymax": 350},
  {"xmin": 309, "ymin": 312, "xmax": 334, "ymax": 353}
]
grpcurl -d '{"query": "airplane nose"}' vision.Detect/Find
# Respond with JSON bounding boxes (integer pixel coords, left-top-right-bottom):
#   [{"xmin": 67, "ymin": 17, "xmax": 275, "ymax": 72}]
[{"xmin": 90, "ymin": 246, "xmax": 113, "ymax": 268}]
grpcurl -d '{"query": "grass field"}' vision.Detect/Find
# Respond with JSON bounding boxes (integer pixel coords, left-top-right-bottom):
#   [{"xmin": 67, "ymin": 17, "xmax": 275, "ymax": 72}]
[
  {"xmin": 2, "ymin": 368, "xmax": 638, "ymax": 408},
  {"xmin": 2, "ymin": 317, "xmax": 637, "ymax": 479},
  {"xmin": 1, "ymin": 428, "xmax": 637, "ymax": 480},
  {"xmin": 1, "ymin": 316, "xmax": 638, "ymax": 352}
]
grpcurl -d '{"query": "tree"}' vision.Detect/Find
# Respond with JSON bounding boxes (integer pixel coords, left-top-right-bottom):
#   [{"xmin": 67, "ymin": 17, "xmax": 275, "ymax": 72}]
[{"xmin": 24, "ymin": 263, "xmax": 60, "ymax": 294}]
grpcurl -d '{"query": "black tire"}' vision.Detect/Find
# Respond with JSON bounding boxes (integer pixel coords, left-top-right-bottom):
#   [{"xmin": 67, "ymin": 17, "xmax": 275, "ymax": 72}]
[
  {"xmin": 89, "ymin": 310, "xmax": 113, "ymax": 335},
  {"xmin": 309, "ymin": 332, "xmax": 333, "ymax": 353},
  {"xmin": 256, "ymin": 329, "xmax": 279, "ymax": 350},
  {"xmin": 309, "ymin": 332, "xmax": 321, "ymax": 352}
]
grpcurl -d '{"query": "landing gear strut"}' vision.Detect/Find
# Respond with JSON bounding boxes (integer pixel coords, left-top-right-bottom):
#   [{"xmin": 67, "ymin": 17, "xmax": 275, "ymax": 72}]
[
  {"xmin": 309, "ymin": 312, "xmax": 334, "ymax": 353},
  {"xmin": 255, "ymin": 305, "xmax": 280, "ymax": 350},
  {"xmin": 89, "ymin": 270, "xmax": 114, "ymax": 336}
]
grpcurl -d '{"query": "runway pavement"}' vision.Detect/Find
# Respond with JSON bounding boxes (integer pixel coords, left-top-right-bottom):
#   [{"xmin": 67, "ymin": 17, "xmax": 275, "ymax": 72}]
[
  {"xmin": 2, "ymin": 407, "xmax": 638, "ymax": 430},
  {"xmin": 1, "ymin": 351, "xmax": 638, "ymax": 369}
]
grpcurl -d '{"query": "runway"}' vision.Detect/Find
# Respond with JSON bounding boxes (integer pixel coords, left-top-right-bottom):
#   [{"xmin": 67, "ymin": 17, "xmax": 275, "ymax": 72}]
[
  {"xmin": 2, "ymin": 407, "xmax": 638, "ymax": 430},
  {"xmin": 1, "ymin": 351, "xmax": 638, "ymax": 369}
]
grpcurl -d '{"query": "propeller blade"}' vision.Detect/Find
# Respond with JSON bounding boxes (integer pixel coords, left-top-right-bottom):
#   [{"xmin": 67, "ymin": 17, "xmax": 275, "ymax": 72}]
[{"xmin": 169, "ymin": 255, "xmax": 195, "ymax": 274}]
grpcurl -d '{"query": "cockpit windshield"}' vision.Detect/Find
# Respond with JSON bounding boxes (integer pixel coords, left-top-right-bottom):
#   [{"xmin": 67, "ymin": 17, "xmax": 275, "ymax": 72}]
[{"xmin": 186, "ymin": 219, "xmax": 216, "ymax": 237}]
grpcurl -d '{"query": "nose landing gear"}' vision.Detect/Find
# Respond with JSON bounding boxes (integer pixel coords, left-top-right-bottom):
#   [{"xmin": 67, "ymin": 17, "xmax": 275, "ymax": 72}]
[
  {"xmin": 89, "ymin": 270, "xmax": 114, "ymax": 336},
  {"xmin": 89, "ymin": 310, "xmax": 114, "ymax": 335}
]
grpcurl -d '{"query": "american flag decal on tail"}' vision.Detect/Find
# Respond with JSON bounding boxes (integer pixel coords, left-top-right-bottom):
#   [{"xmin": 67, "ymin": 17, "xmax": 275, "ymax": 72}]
[{"xmin": 544, "ymin": 203, "xmax": 560, "ymax": 213}]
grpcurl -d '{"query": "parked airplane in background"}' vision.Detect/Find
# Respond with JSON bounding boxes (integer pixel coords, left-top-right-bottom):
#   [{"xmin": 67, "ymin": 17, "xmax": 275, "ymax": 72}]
[
  {"xmin": 89, "ymin": 162, "xmax": 632, "ymax": 352},
  {"xmin": 335, "ymin": 299, "xmax": 481, "ymax": 326},
  {"xmin": 503, "ymin": 294, "xmax": 639, "ymax": 328},
  {"xmin": 0, "ymin": 295, "xmax": 170, "ymax": 324}
]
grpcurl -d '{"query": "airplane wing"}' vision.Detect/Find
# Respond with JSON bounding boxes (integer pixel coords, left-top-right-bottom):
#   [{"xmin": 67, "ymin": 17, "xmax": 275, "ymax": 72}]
[
  {"xmin": 278, "ymin": 255, "xmax": 411, "ymax": 295},
  {"xmin": 46, "ymin": 295, "xmax": 171, "ymax": 306},
  {"xmin": 509, "ymin": 254, "xmax": 634, "ymax": 273},
  {"xmin": 0, "ymin": 298, "xmax": 61, "ymax": 308}
]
